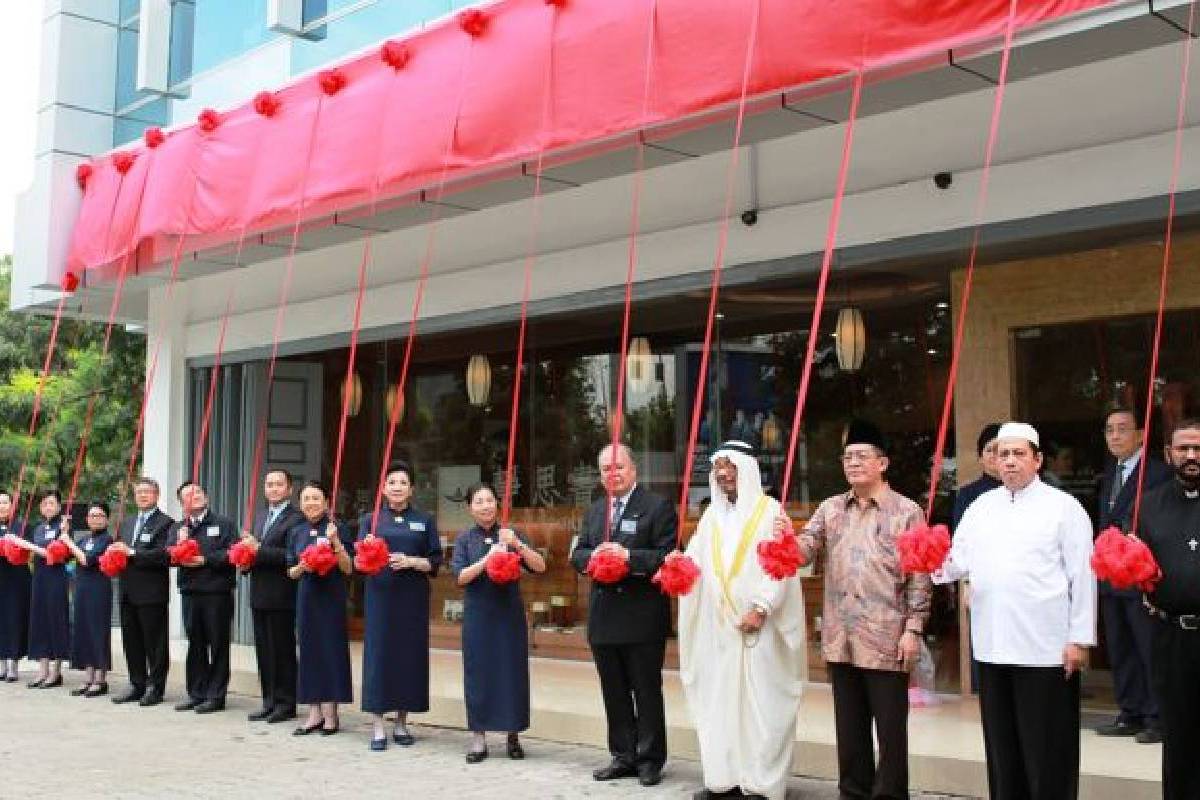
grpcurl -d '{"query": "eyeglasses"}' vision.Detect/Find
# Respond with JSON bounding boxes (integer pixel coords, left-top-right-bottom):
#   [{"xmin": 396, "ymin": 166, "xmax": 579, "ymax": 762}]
[{"xmin": 841, "ymin": 451, "xmax": 881, "ymax": 464}]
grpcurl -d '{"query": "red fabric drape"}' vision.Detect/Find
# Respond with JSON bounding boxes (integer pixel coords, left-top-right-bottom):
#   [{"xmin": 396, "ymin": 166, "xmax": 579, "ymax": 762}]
[{"xmin": 68, "ymin": 0, "xmax": 1111, "ymax": 276}]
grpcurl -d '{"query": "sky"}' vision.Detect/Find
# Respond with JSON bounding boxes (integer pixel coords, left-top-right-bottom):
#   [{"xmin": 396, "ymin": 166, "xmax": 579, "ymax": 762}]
[{"xmin": 0, "ymin": 4, "xmax": 43, "ymax": 257}]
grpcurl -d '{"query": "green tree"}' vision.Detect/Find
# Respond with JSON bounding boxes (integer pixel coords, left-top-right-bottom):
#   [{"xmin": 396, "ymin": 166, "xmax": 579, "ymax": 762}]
[{"xmin": 0, "ymin": 255, "xmax": 145, "ymax": 516}]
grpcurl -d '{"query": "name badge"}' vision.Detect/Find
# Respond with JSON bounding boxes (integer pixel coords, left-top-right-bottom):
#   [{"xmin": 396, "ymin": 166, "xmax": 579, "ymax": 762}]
[
  {"xmin": 317, "ymin": 537, "xmax": 329, "ymax": 546},
  {"xmin": 44, "ymin": 531, "xmax": 55, "ymax": 541},
  {"xmin": 139, "ymin": 533, "xmax": 152, "ymax": 543},
  {"xmin": 309, "ymin": 529, "xmax": 319, "ymax": 538},
  {"xmin": 410, "ymin": 522, "xmax": 426, "ymax": 532},
  {"xmin": 394, "ymin": 516, "xmax": 404, "ymax": 524},
  {"xmin": 620, "ymin": 519, "xmax": 638, "ymax": 533},
  {"xmin": 85, "ymin": 541, "xmax": 94, "ymax": 552},
  {"xmin": 206, "ymin": 526, "xmax": 220, "ymax": 538}
]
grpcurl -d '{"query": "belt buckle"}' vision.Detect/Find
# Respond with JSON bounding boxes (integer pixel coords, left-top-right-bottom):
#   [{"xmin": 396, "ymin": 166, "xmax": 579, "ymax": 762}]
[{"xmin": 1179, "ymin": 615, "xmax": 1199, "ymax": 631}]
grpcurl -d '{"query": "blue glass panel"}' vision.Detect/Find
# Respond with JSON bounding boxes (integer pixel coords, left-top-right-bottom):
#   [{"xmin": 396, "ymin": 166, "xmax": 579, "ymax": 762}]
[
  {"xmin": 190, "ymin": 0, "xmax": 272, "ymax": 76},
  {"xmin": 170, "ymin": 0, "xmax": 196, "ymax": 86},
  {"xmin": 113, "ymin": 98, "xmax": 170, "ymax": 147},
  {"xmin": 119, "ymin": 0, "xmax": 141, "ymax": 24}
]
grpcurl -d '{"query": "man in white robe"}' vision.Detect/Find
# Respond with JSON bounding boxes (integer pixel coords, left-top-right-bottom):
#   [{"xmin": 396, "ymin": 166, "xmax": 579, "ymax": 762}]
[{"xmin": 679, "ymin": 440, "xmax": 807, "ymax": 800}]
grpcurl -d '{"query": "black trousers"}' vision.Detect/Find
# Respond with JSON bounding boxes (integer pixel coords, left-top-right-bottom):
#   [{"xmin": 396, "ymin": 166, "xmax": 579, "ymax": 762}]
[
  {"xmin": 590, "ymin": 640, "xmax": 667, "ymax": 770},
  {"xmin": 252, "ymin": 607, "xmax": 297, "ymax": 712},
  {"xmin": 1101, "ymin": 593, "xmax": 1157, "ymax": 726},
  {"xmin": 828, "ymin": 662, "xmax": 909, "ymax": 800},
  {"xmin": 119, "ymin": 600, "xmax": 169, "ymax": 695},
  {"xmin": 977, "ymin": 661, "xmax": 1080, "ymax": 800},
  {"xmin": 1151, "ymin": 620, "xmax": 1200, "ymax": 800},
  {"xmin": 182, "ymin": 593, "xmax": 234, "ymax": 702}
]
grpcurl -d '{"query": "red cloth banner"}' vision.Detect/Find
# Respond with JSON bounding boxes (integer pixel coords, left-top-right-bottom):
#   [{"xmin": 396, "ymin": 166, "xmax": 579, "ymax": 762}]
[{"xmin": 68, "ymin": 0, "xmax": 1110, "ymax": 275}]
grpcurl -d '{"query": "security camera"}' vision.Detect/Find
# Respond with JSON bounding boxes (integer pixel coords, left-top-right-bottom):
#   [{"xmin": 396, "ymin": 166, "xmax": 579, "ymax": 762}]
[
  {"xmin": 741, "ymin": 209, "xmax": 759, "ymax": 226},
  {"xmin": 933, "ymin": 172, "xmax": 953, "ymax": 190}
]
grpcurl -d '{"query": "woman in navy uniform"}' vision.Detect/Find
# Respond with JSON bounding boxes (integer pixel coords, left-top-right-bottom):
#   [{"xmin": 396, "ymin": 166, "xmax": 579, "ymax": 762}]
[
  {"xmin": 287, "ymin": 481, "xmax": 353, "ymax": 736},
  {"xmin": 358, "ymin": 461, "xmax": 442, "ymax": 751},
  {"xmin": 64, "ymin": 501, "xmax": 113, "ymax": 697},
  {"xmin": 16, "ymin": 489, "xmax": 71, "ymax": 689},
  {"xmin": 0, "ymin": 489, "xmax": 30, "ymax": 682},
  {"xmin": 450, "ymin": 483, "xmax": 546, "ymax": 763}
]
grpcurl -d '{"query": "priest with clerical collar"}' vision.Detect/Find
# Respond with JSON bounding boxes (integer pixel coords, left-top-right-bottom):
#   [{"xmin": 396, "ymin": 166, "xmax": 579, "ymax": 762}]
[
  {"xmin": 679, "ymin": 440, "xmax": 806, "ymax": 800},
  {"xmin": 1134, "ymin": 418, "xmax": 1200, "ymax": 799},
  {"xmin": 794, "ymin": 419, "xmax": 929, "ymax": 800},
  {"xmin": 935, "ymin": 421, "xmax": 1095, "ymax": 800}
]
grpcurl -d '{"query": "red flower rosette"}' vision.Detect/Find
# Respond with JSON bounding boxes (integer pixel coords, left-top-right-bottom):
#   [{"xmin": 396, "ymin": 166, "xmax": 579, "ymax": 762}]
[
  {"xmin": 353, "ymin": 536, "xmax": 390, "ymax": 576},
  {"xmin": 197, "ymin": 108, "xmax": 221, "ymax": 133},
  {"xmin": 586, "ymin": 547, "xmax": 629, "ymax": 584},
  {"xmin": 300, "ymin": 540, "xmax": 338, "ymax": 576},
  {"xmin": 757, "ymin": 530, "xmax": 806, "ymax": 580},
  {"xmin": 98, "ymin": 546, "xmax": 128, "ymax": 578},
  {"xmin": 75, "ymin": 163, "xmax": 93, "ymax": 190},
  {"xmin": 143, "ymin": 126, "xmax": 165, "ymax": 148},
  {"xmin": 318, "ymin": 69, "xmax": 347, "ymax": 96},
  {"xmin": 228, "ymin": 539, "xmax": 257, "ymax": 569},
  {"xmin": 652, "ymin": 550, "xmax": 700, "ymax": 597},
  {"xmin": 380, "ymin": 41, "xmax": 411, "ymax": 70},
  {"xmin": 2, "ymin": 539, "xmax": 29, "ymax": 566},
  {"xmin": 252, "ymin": 91, "xmax": 280, "ymax": 117},
  {"xmin": 168, "ymin": 537, "xmax": 201, "ymax": 566},
  {"xmin": 459, "ymin": 9, "xmax": 488, "ymax": 36},
  {"xmin": 486, "ymin": 550, "xmax": 522, "ymax": 584},
  {"xmin": 896, "ymin": 522, "xmax": 951, "ymax": 575},
  {"xmin": 60, "ymin": 271, "xmax": 80, "ymax": 293},
  {"xmin": 44, "ymin": 539, "xmax": 71, "ymax": 566},
  {"xmin": 1092, "ymin": 526, "xmax": 1161, "ymax": 592},
  {"xmin": 112, "ymin": 151, "xmax": 137, "ymax": 174}
]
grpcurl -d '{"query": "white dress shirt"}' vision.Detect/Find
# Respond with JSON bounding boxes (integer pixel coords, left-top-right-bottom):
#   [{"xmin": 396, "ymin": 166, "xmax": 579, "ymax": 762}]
[{"xmin": 936, "ymin": 477, "xmax": 1097, "ymax": 666}]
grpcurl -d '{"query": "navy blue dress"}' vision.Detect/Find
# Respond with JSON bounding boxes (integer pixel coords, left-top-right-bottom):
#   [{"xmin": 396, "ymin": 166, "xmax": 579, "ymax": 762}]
[
  {"xmin": 70, "ymin": 531, "xmax": 113, "ymax": 670},
  {"xmin": 287, "ymin": 517, "xmax": 353, "ymax": 704},
  {"xmin": 450, "ymin": 524, "xmax": 532, "ymax": 733},
  {"xmin": 27, "ymin": 518, "xmax": 70, "ymax": 660},
  {"xmin": 0, "ymin": 520, "xmax": 31, "ymax": 660},
  {"xmin": 357, "ymin": 506, "xmax": 442, "ymax": 714}
]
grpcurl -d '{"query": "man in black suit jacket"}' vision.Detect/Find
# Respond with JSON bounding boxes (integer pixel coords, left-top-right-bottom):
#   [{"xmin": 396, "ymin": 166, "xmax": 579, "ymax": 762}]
[
  {"xmin": 242, "ymin": 468, "xmax": 304, "ymax": 723},
  {"xmin": 1095, "ymin": 407, "xmax": 1172, "ymax": 743},
  {"xmin": 111, "ymin": 477, "xmax": 175, "ymax": 707},
  {"xmin": 570, "ymin": 443, "xmax": 677, "ymax": 788},
  {"xmin": 172, "ymin": 481, "xmax": 238, "ymax": 715}
]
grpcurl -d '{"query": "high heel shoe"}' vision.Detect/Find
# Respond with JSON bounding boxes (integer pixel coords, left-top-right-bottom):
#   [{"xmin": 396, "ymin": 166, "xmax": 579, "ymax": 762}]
[
  {"xmin": 26, "ymin": 677, "xmax": 45, "ymax": 689},
  {"xmin": 41, "ymin": 675, "xmax": 63, "ymax": 689},
  {"xmin": 70, "ymin": 683, "xmax": 93, "ymax": 697},
  {"xmin": 292, "ymin": 722, "xmax": 323, "ymax": 736},
  {"xmin": 85, "ymin": 682, "xmax": 108, "ymax": 698},
  {"xmin": 320, "ymin": 725, "xmax": 339, "ymax": 736},
  {"xmin": 506, "ymin": 735, "xmax": 525, "ymax": 760}
]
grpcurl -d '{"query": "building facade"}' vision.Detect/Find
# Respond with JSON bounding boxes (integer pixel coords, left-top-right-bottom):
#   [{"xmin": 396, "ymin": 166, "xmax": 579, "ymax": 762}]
[{"xmin": 14, "ymin": 0, "xmax": 1200, "ymax": 694}]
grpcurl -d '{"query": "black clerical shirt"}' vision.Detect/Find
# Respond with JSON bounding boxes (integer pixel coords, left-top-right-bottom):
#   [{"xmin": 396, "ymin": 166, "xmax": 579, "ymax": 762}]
[{"xmin": 1138, "ymin": 480, "xmax": 1200, "ymax": 615}]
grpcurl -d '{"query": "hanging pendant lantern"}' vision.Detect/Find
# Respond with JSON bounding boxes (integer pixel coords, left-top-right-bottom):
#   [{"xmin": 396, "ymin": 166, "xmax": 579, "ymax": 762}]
[
  {"xmin": 466, "ymin": 354, "xmax": 492, "ymax": 406},
  {"xmin": 834, "ymin": 307, "xmax": 866, "ymax": 372},
  {"xmin": 625, "ymin": 336, "xmax": 654, "ymax": 395},
  {"xmin": 384, "ymin": 385, "xmax": 405, "ymax": 422},
  {"xmin": 761, "ymin": 412, "xmax": 782, "ymax": 452},
  {"xmin": 340, "ymin": 371, "xmax": 363, "ymax": 418}
]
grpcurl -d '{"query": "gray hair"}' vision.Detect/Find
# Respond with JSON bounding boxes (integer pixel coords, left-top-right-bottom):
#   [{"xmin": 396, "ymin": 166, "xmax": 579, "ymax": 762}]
[{"xmin": 134, "ymin": 477, "xmax": 160, "ymax": 492}]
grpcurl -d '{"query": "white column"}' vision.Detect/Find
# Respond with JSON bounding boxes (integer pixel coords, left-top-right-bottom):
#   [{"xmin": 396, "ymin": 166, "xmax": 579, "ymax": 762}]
[{"xmin": 143, "ymin": 284, "xmax": 189, "ymax": 637}]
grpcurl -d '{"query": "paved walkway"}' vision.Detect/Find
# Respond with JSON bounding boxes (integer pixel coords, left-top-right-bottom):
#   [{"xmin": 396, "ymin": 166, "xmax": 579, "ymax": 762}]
[{"xmin": 0, "ymin": 677, "xmax": 973, "ymax": 799}]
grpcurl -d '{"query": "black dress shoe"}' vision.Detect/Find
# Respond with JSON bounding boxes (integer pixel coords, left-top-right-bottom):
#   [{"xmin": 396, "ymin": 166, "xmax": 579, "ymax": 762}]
[
  {"xmin": 174, "ymin": 698, "xmax": 201, "ymax": 712},
  {"xmin": 40, "ymin": 675, "xmax": 63, "ymax": 689},
  {"xmin": 85, "ymin": 683, "xmax": 108, "ymax": 698},
  {"xmin": 70, "ymin": 684, "xmax": 93, "ymax": 697},
  {"xmin": 26, "ymin": 678, "xmax": 45, "ymax": 689},
  {"xmin": 506, "ymin": 735, "xmax": 525, "ymax": 760},
  {"xmin": 248, "ymin": 707, "xmax": 273, "ymax": 722},
  {"xmin": 112, "ymin": 689, "xmax": 144, "ymax": 704},
  {"xmin": 593, "ymin": 762, "xmax": 638, "ymax": 781},
  {"xmin": 1096, "ymin": 719, "xmax": 1143, "ymax": 737},
  {"xmin": 637, "ymin": 764, "xmax": 663, "ymax": 787},
  {"xmin": 4, "ymin": 675, "xmax": 17, "ymax": 683},
  {"xmin": 139, "ymin": 691, "xmax": 163, "ymax": 707},
  {"xmin": 293, "ymin": 722, "xmax": 323, "ymax": 736},
  {"xmin": 266, "ymin": 707, "xmax": 297, "ymax": 724},
  {"xmin": 465, "ymin": 747, "xmax": 489, "ymax": 764},
  {"xmin": 320, "ymin": 725, "xmax": 340, "ymax": 737},
  {"xmin": 194, "ymin": 699, "xmax": 225, "ymax": 714},
  {"xmin": 393, "ymin": 731, "xmax": 415, "ymax": 746}
]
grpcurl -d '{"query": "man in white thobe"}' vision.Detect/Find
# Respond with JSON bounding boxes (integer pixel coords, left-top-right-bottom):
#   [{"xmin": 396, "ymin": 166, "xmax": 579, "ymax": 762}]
[
  {"xmin": 935, "ymin": 422, "xmax": 1096, "ymax": 800},
  {"xmin": 679, "ymin": 440, "xmax": 806, "ymax": 800}
]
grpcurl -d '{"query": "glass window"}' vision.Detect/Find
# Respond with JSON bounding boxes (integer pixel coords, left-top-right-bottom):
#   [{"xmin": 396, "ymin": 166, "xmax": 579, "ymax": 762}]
[
  {"xmin": 190, "ymin": 0, "xmax": 272, "ymax": 77},
  {"xmin": 119, "ymin": 0, "xmax": 141, "ymax": 24},
  {"xmin": 169, "ymin": 0, "xmax": 196, "ymax": 86},
  {"xmin": 115, "ymin": 23, "xmax": 146, "ymax": 110}
]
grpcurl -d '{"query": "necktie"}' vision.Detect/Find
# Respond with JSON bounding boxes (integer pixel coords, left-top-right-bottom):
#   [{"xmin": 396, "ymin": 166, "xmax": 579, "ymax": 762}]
[
  {"xmin": 610, "ymin": 499, "xmax": 624, "ymax": 531},
  {"xmin": 132, "ymin": 513, "xmax": 146, "ymax": 546},
  {"xmin": 266, "ymin": 507, "xmax": 279, "ymax": 532},
  {"xmin": 1108, "ymin": 461, "xmax": 1125, "ymax": 510}
]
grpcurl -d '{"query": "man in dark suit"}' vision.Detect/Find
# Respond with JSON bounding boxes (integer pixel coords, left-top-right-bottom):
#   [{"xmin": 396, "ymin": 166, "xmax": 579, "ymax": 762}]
[
  {"xmin": 242, "ymin": 468, "xmax": 304, "ymax": 723},
  {"xmin": 111, "ymin": 477, "xmax": 175, "ymax": 707},
  {"xmin": 570, "ymin": 443, "xmax": 677, "ymax": 788},
  {"xmin": 172, "ymin": 481, "xmax": 238, "ymax": 715},
  {"xmin": 1095, "ymin": 405, "xmax": 1172, "ymax": 743}
]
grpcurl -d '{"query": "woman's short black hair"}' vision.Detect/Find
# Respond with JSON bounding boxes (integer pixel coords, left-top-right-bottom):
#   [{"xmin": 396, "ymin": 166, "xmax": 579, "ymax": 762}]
[
  {"xmin": 87, "ymin": 500, "xmax": 111, "ymax": 518},
  {"xmin": 385, "ymin": 460, "xmax": 414, "ymax": 484},
  {"xmin": 465, "ymin": 482, "xmax": 498, "ymax": 505},
  {"xmin": 40, "ymin": 488, "xmax": 62, "ymax": 504},
  {"xmin": 300, "ymin": 479, "xmax": 329, "ymax": 500}
]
